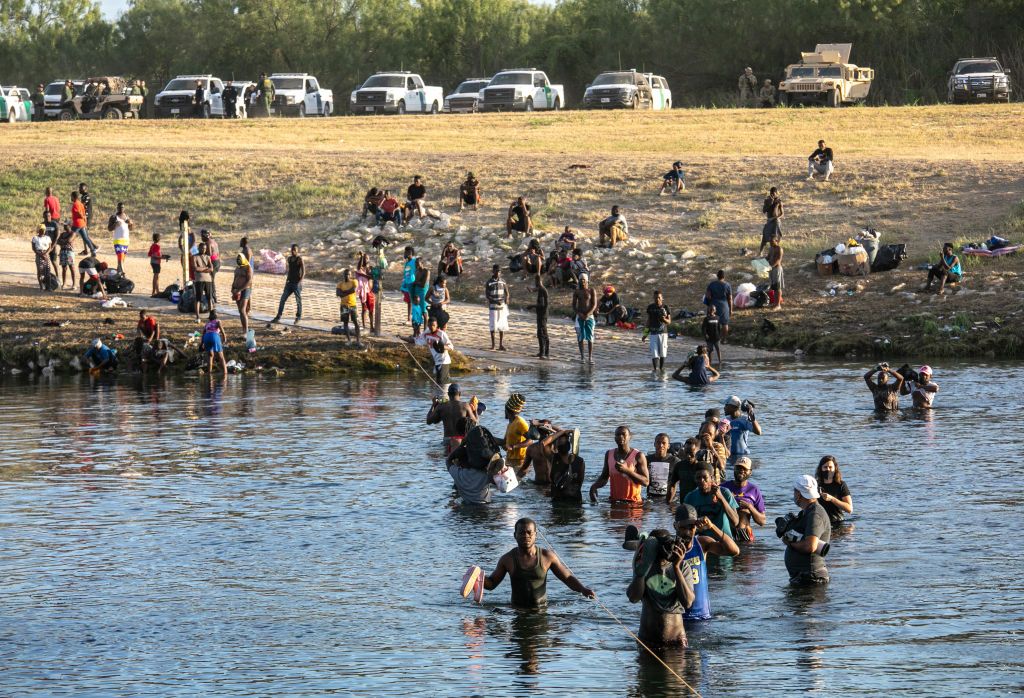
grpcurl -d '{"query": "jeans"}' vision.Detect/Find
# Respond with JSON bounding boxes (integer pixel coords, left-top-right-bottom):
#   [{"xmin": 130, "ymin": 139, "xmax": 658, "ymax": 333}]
[
  {"xmin": 277, "ymin": 281, "xmax": 303, "ymax": 319},
  {"xmin": 376, "ymin": 209, "xmax": 403, "ymax": 227},
  {"xmin": 808, "ymin": 160, "xmax": 834, "ymax": 178},
  {"xmin": 75, "ymin": 226, "xmax": 97, "ymax": 253}
]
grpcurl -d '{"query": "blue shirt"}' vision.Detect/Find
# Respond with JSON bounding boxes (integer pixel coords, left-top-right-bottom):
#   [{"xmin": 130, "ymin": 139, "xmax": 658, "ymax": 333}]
[
  {"xmin": 84, "ymin": 345, "xmax": 116, "ymax": 366},
  {"xmin": 705, "ymin": 280, "xmax": 732, "ymax": 303},
  {"xmin": 681, "ymin": 537, "xmax": 710, "ymax": 621},
  {"xmin": 729, "ymin": 416, "xmax": 755, "ymax": 457},
  {"xmin": 684, "ymin": 486, "xmax": 739, "ymax": 540}
]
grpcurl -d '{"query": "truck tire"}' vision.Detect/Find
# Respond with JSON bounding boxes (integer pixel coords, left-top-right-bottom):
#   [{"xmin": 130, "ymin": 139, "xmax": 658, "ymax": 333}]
[
  {"xmin": 524, "ymin": 97, "xmax": 534, "ymax": 112},
  {"xmin": 397, "ymin": 100, "xmax": 406, "ymax": 115},
  {"xmin": 827, "ymin": 89, "xmax": 839, "ymax": 108},
  {"xmin": 103, "ymin": 107, "xmax": 123, "ymax": 120},
  {"xmin": 430, "ymin": 101, "xmax": 439, "ymax": 114},
  {"xmin": 59, "ymin": 109, "xmax": 74, "ymax": 121}
]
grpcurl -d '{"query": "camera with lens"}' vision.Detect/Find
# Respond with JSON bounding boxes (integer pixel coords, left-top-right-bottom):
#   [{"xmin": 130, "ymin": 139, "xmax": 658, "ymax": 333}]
[
  {"xmin": 741, "ymin": 399, "xmax": 756, "ymax": 414},
  {"xmin": 775, "ymin": 512, "xmax": 829, "ymax": 556},
  {"xmin": 875, "ymin": 362, "xmax": 889, "ymax": 372},
  {"xmin": 775, "ymin": 512, "xmax": 798, "ymax": 538}
]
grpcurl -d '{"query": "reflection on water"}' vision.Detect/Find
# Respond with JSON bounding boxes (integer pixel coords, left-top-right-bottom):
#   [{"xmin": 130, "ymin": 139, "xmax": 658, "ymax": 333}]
[{"xmin": 1, "ymin": 361, "xmax": 1023, "ymax": 696}]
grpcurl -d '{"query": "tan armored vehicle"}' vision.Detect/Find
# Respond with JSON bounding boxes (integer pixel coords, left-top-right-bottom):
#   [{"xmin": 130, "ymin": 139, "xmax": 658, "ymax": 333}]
[{"xmin": 779, "ymin": 44, "xmax": 873, "ymax": 107}]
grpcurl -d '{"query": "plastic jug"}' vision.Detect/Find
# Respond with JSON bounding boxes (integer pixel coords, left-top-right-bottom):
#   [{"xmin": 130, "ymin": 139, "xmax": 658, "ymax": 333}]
[{"xmin": 245, "ymin": 329, "xmax": 257, "ymax": 353}]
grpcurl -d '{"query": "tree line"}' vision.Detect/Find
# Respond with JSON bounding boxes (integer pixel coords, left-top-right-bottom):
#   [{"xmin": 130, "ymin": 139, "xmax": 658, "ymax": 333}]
[{"xmin": 2, "ymin": 0, "xmax": 1023, "ymax": 106}]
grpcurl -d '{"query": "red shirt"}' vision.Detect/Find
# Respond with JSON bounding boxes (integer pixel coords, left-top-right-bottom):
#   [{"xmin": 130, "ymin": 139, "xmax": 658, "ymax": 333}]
[
  {"xmin": 44, "ymin": 195, "xmax": 61, "ymax": 221},
  {"xmin": 148, "ymin": 243, "xmax": 161, "ymax": 259},
  {"xmin": 72, "ymin": 200, "xmax": 87, "ymax": 228},
  {"xmin": 138, "ymin": 316, "xmax": 158, "ymax": 336},
  {"xmin": 381, "ymin": 197, "xmax": 400, "ymax": 214}
]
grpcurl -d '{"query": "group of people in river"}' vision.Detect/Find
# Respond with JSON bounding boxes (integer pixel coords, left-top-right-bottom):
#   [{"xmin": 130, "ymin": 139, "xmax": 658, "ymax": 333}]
[{"xmin": 432, "ymin": 382, "xmax": 861, "ymax": 651}]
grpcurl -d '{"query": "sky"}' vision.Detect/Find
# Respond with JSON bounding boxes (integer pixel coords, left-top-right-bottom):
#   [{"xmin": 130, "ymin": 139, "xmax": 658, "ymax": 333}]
[{"xmin": 99, "ymin": 0, "xmax": 128, "ymax": 18}]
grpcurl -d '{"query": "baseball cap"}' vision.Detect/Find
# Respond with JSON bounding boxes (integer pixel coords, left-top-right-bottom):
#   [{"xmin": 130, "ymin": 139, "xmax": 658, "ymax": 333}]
[
  {"xmin": 733, "ymin": 456, "xmax": 752, "ymax": 470},
  {"xmin": 674, "ymin": 503, "xmax": 700, "ymax": 525},
  {"xmin": 794, "ymin": 474, "xmax": 819, "ymax": 500},
  {"xmin": 725, "ymin": 396, "xmax": 742, "ymax": 408},
  {"xmin": 918, "ymin": 365, "xmax": 932, "ymax": 376}
]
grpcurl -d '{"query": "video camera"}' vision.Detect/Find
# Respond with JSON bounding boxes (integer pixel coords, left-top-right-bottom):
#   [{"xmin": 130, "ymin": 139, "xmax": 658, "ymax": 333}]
[{"xmin": 775, "ymin": 512, "xmax": 829, "ymax": 556}]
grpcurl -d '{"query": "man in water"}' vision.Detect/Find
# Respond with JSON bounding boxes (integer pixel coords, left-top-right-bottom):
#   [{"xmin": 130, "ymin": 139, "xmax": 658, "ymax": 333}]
[
  {"xmin": 548, "ymin": 433, "xmax": 585, "ymax": 502},
  {"xmin": 520, "ymin": 425, "xmax": 575, "ymax": 485},
  {"xmin": 723, "ymin": 395, "xmax": 761, "ymax": 465},
  {"xmin": 864, "ymin": 363, "xmax": 904, "ymax": 411},
  {"xmin": 502, "ymin": 393, "xmax": 530, "ymax": 473},
  {"xmin": 426, "ymin": 383, "xmax": 478, "ymax": 454},
  {"xmin": 673, "ymin": 503, "xmax": 739, "ymax": 622},
  {"xmin": 901, "ymin": 365, "xmax": 939, "ymax": 409},
  {"xmin": 446, "ymin": 443, "xmax": 503, "ymax": 505},
  {"xmin": 572, "ymin": 276, "xmax": 598, "ymax": 364},
  {"xmin": 590, "ymin": 426, "xmax": 649, "ymax": 505},
  {"xmin": 722, "ymin": 457, "xmax": 766, "ymax": 542},
  {"xmin": 481, "ymin": 518, "xmax": 595, "ymax": 608},
  {"xmin": 683, "ymin": 465, "xmax": 740, "ymax": 541},
  {"xmin": 783, "ymin": 475, "xmax": 831, "ymax": 586},
  {"xmin": 645, "ymin": 433, "xmax": 677, "ymax": 500},
  {"xmin": 627, "ymin": 527, "xmax": 694, "ymax": 647}
]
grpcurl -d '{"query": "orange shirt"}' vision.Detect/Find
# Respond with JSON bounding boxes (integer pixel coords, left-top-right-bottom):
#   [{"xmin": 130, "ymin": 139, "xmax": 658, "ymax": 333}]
[
  {"xmin": 72, "ymin": 200, "xmax": 87, "ymax": 228},
  {"xmin": 607, "ymin": 448, "xmax": 643, "ymax": 503}
]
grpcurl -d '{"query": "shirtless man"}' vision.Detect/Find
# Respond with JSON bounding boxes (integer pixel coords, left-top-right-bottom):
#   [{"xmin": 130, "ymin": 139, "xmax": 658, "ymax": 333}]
[
  {"xmin": 864, "ymin": 363, "xmax": 904, "ymax": 412},
  {"xmin": 520, "ymin": 426, "xmax": 575, "ymax": 485},
  {"xmin": 480, "ymin": 518, "xmax": 595, "ymax": 608},
  {"xmin": 426, "ymin": 383, "xmax": 478, "ymax": 454},
  {"xmin": 572, "ymin": 276, "xmax": 598, "ymax": 364}
]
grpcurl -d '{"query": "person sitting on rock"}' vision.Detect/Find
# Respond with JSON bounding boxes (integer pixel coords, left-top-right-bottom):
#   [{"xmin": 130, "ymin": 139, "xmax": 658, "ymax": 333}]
[
  {"xmin": 404, "ymin": 175, "xmax": 427, "ymax": 222},
  {"xmin": 459, "ymin": 172, "xmax": 481, "ymax": 212},
  {"xmin": 548, "ymin": 247, "xmax": 574, "ymax": 287},
  {"xmin": 556, "ymin": 225, "xmax": 578, "ymax": 252},
  {"xmin": 569, "ymin": 248, "xmax": 590, "ymax": 287},
  {"xmin": 377, "ymin": 190, "xmax": 403, "ymax": 228},
  {"xmin": 506, "ymin": 197, "xmax": 532, "ymax": 237},
  {"xmin": 598, "ymin": 205, "xmax": 629, "ymax": 248},
  {"xmin": 924, "ymin": 242, "xmax": 962, "ymax": 295},
  {"xmin": 362, "ymin": 187, "xmax": 384, "ymax": 220},
  {"xmin": 659, "ymin": 161, "xmax": 686, "ymax": 195},
  {"xmin": 523, "ymin": 239, "xmax": 545, "ymax": 279},
  {"xmin": 598, "ymin": 285, "xmax": 628, "ymax": 325},
  {"xmin": 438, "ymin": 242, "xmax": 463, "ymax": 279}
]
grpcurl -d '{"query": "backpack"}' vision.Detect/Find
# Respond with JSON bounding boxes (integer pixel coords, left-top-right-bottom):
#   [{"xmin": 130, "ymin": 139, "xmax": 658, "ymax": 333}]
[
  {"xmin": 103, "ymin": 272, "xmax": 135, "ymax": 294},
  {"xmin": 177, "ymin": 283, "xmax": 204, "ymax": 313},
  {"xmin": 463, "ymin": 424, "xmax": 502, "ymax": 470},
  {"xmin": 43, "ymin": 268, "xmax": 59, "ymax": 291},
  {"xmin": 508, "ymin": 253, "xmax": 524, "ymax": 274}
]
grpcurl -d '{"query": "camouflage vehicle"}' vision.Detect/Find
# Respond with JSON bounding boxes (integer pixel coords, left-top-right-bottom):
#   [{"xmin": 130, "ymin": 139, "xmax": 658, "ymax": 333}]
[
  {"xmin": 779, "ymin": 44, "xmax": 873, "ymax": 107},
  {"xmin": 58, "ymin": 76, "xmax": 143, "ymax": 120}
]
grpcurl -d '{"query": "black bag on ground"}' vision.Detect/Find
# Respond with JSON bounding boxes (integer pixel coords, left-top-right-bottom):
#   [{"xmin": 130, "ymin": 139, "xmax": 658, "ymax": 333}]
[
  {"xmin": 43, "ymin": 269, "xmax": 59, "ymax": 291},
  {"xmin": 177, "ymin": 283, "xmax": 203, "ymax": 313},
  {"xmin": 463, "ymin": 424, "xmax": 503, "ymax": 470},
  {"xmin": 103, "ymin": 272, "xmax": 135, "ymax": 294},
  {"xmin": 156, "ymin": 282, "xmax": 180, "ymax": 300},
  {"xmin": 871, "ymin": 244, "xmax": 907, "ymax": 273},
  {"xmin": 508, "ymin": 253, "xmax": 524, "ymax": 274}
]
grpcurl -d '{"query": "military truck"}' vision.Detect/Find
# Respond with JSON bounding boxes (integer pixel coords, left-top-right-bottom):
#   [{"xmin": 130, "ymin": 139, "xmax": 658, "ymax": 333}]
[
  {"xmin": 778, "ymin": 44, "xmax": 873, "ymax": 107},
  {"xmin": 58, "ymin": 77, "xmax": 143, "ymax": 120}
]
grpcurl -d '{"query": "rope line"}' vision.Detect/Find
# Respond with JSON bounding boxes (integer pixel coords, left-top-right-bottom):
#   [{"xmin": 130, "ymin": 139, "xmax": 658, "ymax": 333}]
[
  {"xmin": 534, "ymin": 525, "xmax": 703, "ymax": 698},
  {"xmin": 398, "ymin": 336, "xmax": 444, "ymax": 391}
]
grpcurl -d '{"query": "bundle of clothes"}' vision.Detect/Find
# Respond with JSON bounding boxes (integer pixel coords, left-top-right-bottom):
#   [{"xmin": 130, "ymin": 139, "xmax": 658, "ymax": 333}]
[{"xmin": 962, "ymin": 235, "xmax": 1021, "ymax": 258}]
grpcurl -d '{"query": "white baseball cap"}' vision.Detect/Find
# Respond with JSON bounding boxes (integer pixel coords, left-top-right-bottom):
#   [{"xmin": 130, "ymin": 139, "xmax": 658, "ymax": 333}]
[
  {"xmin": 725, "ymin": 396, "xmax": 742, "ymax": 408},
  {"xmin": 794, "ymin": 474, "xmax": 819, "ymax": 500}
]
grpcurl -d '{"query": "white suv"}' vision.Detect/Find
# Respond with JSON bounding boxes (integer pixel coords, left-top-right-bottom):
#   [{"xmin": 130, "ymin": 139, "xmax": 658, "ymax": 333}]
[{"xmin": 154, "ymin": 75, "xmax": 226, "ymax": 118}]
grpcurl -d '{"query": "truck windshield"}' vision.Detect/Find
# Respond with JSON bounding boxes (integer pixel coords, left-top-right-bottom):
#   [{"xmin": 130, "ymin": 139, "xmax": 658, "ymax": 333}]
[
  {"xmin": 819, "ymin": 67, "xmax": 842, "ymax": 78},
  {"xmin": 45, "ymin": 83, "xmax": 68, "ymax": 95},
  {"xmin": 456, "ymin": 81, "xmax": 488, "ymax": 93},
  {"xmin": 957, "ymin": 61, "xmax": 1001, "ymax": 74},
  {"xmin": 362, "ymin": 76, "xmax": 406, "ymax": 88},
  {"xmin": 789, "ymin": 67, "xmax": 816, "ymax": 78},
  {"xmin": 490, "ymin": 73, "xmax": 532, "ymax": 86},
  {"xmin": 163, "ymin": 79, "xmax": 203, "ymax": 91},
  {"xmin": 271, "ymin": 77, "xmax": 304, "ymax": 90},
  {"xmin": 592, "ymin": 73, "xmax": 632, "ymax": 86}
]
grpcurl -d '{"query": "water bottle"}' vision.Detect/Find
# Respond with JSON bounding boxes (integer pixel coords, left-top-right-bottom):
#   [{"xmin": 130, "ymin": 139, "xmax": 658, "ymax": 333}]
[{"xmin": 246, "ymin": 329, "xmax": 256, "ymax": 353}]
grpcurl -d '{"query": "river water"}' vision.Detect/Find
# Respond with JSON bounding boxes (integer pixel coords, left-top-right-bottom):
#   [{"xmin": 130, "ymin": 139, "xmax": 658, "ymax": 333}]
[{"xmin": 1, "ymin": 361, "xmax": 1022, "ymax": 697}]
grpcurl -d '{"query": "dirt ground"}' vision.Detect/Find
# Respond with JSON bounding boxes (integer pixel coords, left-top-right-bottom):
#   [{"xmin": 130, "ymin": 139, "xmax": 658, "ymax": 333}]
[{"xmin": 2, "ymin": 107, "xmax": 1023, "ymax": 362}]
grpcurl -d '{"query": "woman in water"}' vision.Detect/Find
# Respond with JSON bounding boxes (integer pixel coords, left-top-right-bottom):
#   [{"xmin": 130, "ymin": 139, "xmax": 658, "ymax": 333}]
[
  {"xmin": 815, "ymin": 455, "xmax": 853, "ymax": 525},
  {"xmin": 201, "ymin": 310, "xmax": 228, "ymax": 376}
]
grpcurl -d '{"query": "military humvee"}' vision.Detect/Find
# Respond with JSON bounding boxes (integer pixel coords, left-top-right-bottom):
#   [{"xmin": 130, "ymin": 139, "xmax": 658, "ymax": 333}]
[
  {"xmin": 778, "ymin": 44, "xmax": 873, "ymax": 107},
  {"xmin": 58, "ymin": 76, "xmax": 143, "ymax": 120}
]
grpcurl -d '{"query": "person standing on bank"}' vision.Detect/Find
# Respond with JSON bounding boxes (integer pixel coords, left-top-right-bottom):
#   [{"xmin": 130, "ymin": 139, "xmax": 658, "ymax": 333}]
[
  {"xmin": 646, "ymin": 290, "xmax": 671, "ymax": 372},
  {"xmin": 533, "ymin": 274, "xmax": 550, "ymax": 359},
  {"xmin": 767, "ymin": 232, "xmax": 784, "ymax": 308},
  {"xmin": 231, "ymin": 253, "xmax": 253, "ymax": 335},
  {"xmin": 704, "ymin": 270, "xmax": 733, "ymax": 342},
  {"xmin": 782, "ymin": 475, "xmax": 832, "ymax": 586},
  {"xmin": 572, "ymin": 276, "xmax": 598, "ymax": 364},
  {"xmin": 271, "ymin": 244, "xmax": 304, "ymax": 324},
  {"xmin": 760, "ymin": 187, "xmax": 783, "ymax": 256},
  {"xmin": 485, "ymin": 264, "xmax": 509, "ymax": 351},
  {"xmin": 192, "ymin": 242, "xmax": 215, "ymax": 322},
  {"xmin": 201, "ymin": 230, "xmax": 220, "ymax": 303}
]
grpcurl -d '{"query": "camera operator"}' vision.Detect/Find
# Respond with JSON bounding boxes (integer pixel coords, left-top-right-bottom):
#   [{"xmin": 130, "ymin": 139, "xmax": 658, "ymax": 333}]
[
  {"xmin": 899, "ymin": 364, "xmax": 939, "ymax": 409},
  {"xmin": 864, "ymin": 363, "xmax": 904, "ymax": 412},
  {"xmin": 778, "ymin": 475, "xmax": 831, "ymax": 586},
  {"xmin": 723, "ymin": 395, "xmax": 762, "ymax": 465}
]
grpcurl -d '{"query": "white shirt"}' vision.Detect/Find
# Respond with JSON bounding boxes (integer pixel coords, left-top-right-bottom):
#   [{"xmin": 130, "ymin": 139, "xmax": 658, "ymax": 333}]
[
  {"xmin": 417, "ymin": 329, "xmax": 452, "ymax": 366},
  {"xmin": 32, "ymin": 235, "xmax": 52, "ymax": 252},
  {"xmin": 113, "ymin": 214, "xmax": 130, "ymax": 244}
]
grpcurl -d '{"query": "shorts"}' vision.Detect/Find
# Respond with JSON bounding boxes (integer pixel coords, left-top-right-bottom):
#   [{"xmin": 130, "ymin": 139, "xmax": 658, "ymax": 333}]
[
  {"xmin": 402, "ymin": 291, "xmax": 411, "ymax": 303},
  {"xmin": 575, "ymin": 316, "xmax": 595, "ymax": 342},
  {"xmin": 649, "ymin": 331, "xmax": 668, "ymax": 358},
  {"xmin": 150, "ymin": 260, "xmax": 161, "ymax": 273},
  {"xmin": 769, "ymin": 265, "xmax": 785, "ymax": 291},
  {"xmin": 60, "ymin": 247, "xmax": 75, "ymax": 266},
  {"xmin": 489, "ymin": 306, "xmax": 509, "ymax": 332},
  {"xmin": 363, "ymin": 292, "xmax": 375, "ymax": 313},
  {"xmin": 236, "ymin": 288, "xmax": 252, "ymax": 301},
  {"xmin": 114, "ymin": 244, "xmax": 128, "ymax": 256},
  {"xmin": 340, "ymin": 305, "xmax": 358, "ymax": 321},
  {"xmin": 705, "ymin": 339, "xmax": 720, "ymax": 353},
  {"xmin": 202, "ymin": 331, "xmax": 223, "ymax": 353}
]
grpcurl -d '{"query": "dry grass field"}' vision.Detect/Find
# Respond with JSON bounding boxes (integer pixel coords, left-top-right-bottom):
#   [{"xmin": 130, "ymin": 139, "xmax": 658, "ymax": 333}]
[{"xmin": 2, "ymin": 105, "xmax": 1023, "ymax": 357}]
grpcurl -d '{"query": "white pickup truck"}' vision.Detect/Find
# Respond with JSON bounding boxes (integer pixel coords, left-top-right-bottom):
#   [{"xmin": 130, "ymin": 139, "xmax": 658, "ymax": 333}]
[
  {"xmin": 1, "ymin": 85, "xmax": 32, "ymax": 122},
  {"xmin": 480, "ymin": 69, "xmax": 564, "ymax": 112},
  {"xmin": 350, "ymin": 72, "xmax": 445, "ymax": 114},
  {"xmin": 154, "ymin": 75, "xmax": 227, "ymax": 118},
  {"xmin": 270, "ymin": 73, "xmax": 333, "ymax": 117}
]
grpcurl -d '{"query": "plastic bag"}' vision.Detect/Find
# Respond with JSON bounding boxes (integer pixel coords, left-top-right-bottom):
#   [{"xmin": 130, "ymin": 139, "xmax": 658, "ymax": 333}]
[
  {"xmin": 750, "ymin": 258, "xmax": 771, "ymax": 278},
  {"xmin": 736, "ymin": 282, "xmax": 757, "ymax": 296},
  {"xmin": 493, "ymin": 464, "xmax": 520, "ymax": 493},
  {"xmin": 256, "ymin": 248, "xmax": 287, "ymax": 274}
]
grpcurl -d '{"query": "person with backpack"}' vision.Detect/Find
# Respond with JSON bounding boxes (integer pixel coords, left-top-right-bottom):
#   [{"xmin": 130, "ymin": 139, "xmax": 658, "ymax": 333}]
[
  {"xmin": 427, "ymin": 383, "xmax": 480, "ymax": 455},
  {"xmin": 446, "ymin": 422, "xmax": 505, "ymax": 504}
]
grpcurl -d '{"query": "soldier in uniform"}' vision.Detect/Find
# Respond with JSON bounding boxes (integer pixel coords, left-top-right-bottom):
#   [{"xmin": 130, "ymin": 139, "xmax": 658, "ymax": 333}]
[
  {"xmin": 759, "ymin": 78, "xmax": 776, "ymax": 108},
  {"xmin": 738, "ymin": 67, "xmax": 757, "ymax": 106},
  {"xmin": 139, "ymin": 80, "xmax": 149, "ymax": 118},
  {"xmin": 193, "ymin": 80, "xmax": 206, "ymax": 118},
  {"xmin": 222, "ymin": 82, "xmax": 237, "ymax": 118},
  {"xmin": 61, "ymin": 80, "xmax": 75, "ymax": 107},
  {"xmin": 258, "ymin": 73, "xmax": 275, "ymax": 117},
  {"xmin": 31, "ymin": 84, "xmax": 45, "ymax": 121}
]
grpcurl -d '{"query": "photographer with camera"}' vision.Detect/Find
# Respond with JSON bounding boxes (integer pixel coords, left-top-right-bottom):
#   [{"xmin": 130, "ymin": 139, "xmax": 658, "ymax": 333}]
[
  {"xmin": 723, "ymin": 396, "xmax": 762, "ymax": 466},
  {"xmin": 778, "ymin": 475, "xmax": 831, "ymax": 586},
  {"xmin": 864, "ymin": 363, "xmax": 904, "ymax": 412},
  {"xmin": 899, "ymin": 364, "xmax": 939, "ymax": 409},
  {"xmin": 683, "ymin": 465, "xmax": 740, "ymax": 540}
]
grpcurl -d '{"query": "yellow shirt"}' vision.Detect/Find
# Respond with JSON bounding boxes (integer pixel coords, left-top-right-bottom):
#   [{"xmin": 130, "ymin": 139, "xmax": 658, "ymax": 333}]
[
  {"xmin": 336, "ymin": 279, "xmax": 357, "ymax": 308},
  {"xmin": 505, "ymin": 416, "xmax": 529, "ymax": 464}
]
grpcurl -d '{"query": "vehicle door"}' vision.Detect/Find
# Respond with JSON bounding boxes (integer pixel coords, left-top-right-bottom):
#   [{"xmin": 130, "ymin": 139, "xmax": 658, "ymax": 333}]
[
  {"xmin": 209, "ymin": 79, "xmax": 224, "ymax": 116},
  {"xmin": 18, "ymin": 88, "xmax": 32, "ymax": 120},
  {"xmin": 648, "ymin": 76, "xmax": 663, "ymax": 110},
  {"xmin": 410, "ymin": 75, "xmax": 426, "ymax": 112},
  {"xmin": 534, "ymin": 73, "xmax": 552, "ymax": 109},
  {"xmin": 304, "ymin": 77, "xmax": 322, "ymax": 115},
  {"xmin": 634, "ymin": 76, "xmax": 651, "ymax": 108}
]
